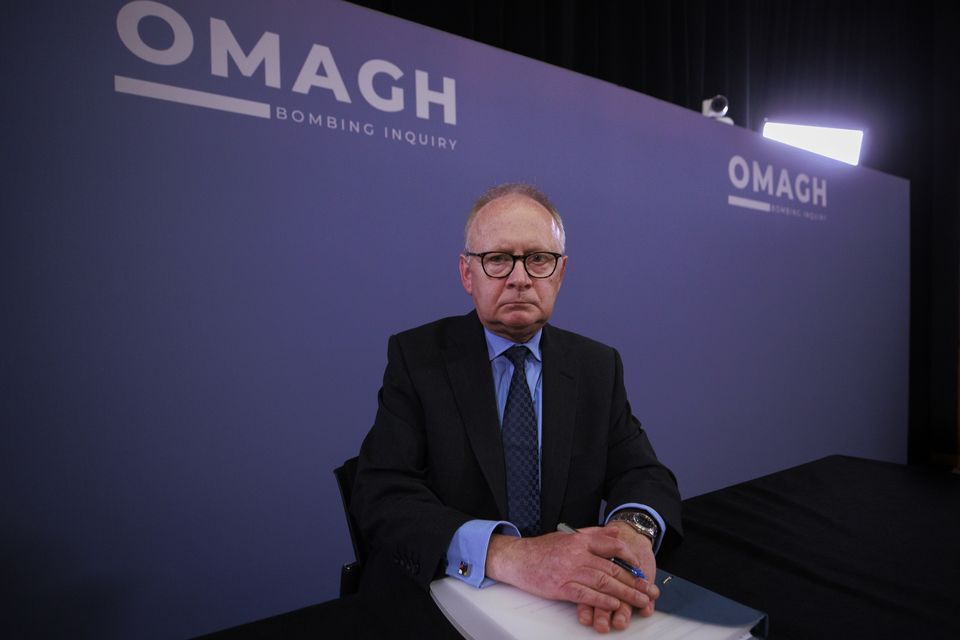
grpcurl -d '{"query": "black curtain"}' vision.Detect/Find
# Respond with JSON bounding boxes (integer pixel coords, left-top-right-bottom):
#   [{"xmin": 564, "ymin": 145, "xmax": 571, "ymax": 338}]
[{"xmin": 349, "ymin": 0, "xmax": 960, "ymax": 467}]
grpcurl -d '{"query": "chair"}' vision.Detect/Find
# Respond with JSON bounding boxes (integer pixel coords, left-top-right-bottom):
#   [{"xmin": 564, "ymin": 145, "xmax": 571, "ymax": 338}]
[{"xmin": 333, "ymin": 455, "xmax": 366, "ymax": 596}]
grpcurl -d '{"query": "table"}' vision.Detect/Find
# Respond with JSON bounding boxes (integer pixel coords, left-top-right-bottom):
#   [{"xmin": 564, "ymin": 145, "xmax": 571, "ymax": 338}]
[{"xmin": 659, "ymin": 455, "xmax": 960, "ymax": 639}]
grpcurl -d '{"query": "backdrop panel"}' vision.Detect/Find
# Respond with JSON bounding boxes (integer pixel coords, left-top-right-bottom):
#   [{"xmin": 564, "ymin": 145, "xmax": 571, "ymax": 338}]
[{"xmin": 2, "ymin": 2, "xmax": 908, "ymax": 638}]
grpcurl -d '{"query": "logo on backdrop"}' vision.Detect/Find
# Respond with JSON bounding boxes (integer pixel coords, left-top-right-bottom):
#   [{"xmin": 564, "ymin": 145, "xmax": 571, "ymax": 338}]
[
  {"xmin": 113, "ymin": 1, "xmax": 459, "ymax": 152},
  {"xmin": 726, "ymin": 155, "xmax": 828, "ymax": 222}
]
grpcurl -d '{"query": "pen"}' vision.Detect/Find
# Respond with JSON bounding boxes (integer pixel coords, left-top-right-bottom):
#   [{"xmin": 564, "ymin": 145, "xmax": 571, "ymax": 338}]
[{"xmin": 556, "ymin": 522, "xmax": 648, "ymax": 581}]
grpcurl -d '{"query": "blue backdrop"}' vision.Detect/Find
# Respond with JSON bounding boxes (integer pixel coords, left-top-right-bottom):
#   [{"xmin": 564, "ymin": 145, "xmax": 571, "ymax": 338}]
[{"xmin": 2, "ymin": 2, "xmax": 908, "ymax": 638}]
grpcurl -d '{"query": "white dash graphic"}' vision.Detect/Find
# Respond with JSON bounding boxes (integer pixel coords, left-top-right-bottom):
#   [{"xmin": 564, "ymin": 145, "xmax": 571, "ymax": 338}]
[
  {"xmin": 727, "ymin": 195, "xmax": 771, "ymax": 212},
  {"xmin": 114, "ymin": 76, "xmax": 271, "ymax": 119}
]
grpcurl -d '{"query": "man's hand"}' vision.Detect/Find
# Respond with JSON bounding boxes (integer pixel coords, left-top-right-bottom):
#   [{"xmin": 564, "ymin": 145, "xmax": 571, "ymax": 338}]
[
  {"xmin": 575, "ymin": 521, "xmax": 659, "ymax": 633},
  {"xmin": 485, "ymin": 527, "xmax": 652, "ymax": 616}
]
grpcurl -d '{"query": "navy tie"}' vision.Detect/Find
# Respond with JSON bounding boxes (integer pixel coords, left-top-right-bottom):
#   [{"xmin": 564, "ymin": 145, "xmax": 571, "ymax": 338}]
[{"xmin": 502, "ymin": 346, "xmax": 540, "ymax": 537}]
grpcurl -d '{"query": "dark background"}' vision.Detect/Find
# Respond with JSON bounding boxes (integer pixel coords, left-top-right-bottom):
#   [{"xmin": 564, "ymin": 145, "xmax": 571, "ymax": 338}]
[{"xmin": 349, "ymin": 0, "xmax": 960, "ymax": 467}]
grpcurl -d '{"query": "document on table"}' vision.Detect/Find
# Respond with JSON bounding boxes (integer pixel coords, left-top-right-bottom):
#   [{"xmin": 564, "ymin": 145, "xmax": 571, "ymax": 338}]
[{"xmin": 430, "ymin": 569, "xmax": 768, "ymax": 640}]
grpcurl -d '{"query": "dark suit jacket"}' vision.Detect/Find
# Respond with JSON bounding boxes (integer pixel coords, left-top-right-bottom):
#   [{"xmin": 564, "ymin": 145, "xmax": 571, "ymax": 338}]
[{"xmin": 351, "ymin": 311, "xmax": 682, "ymax": 591}]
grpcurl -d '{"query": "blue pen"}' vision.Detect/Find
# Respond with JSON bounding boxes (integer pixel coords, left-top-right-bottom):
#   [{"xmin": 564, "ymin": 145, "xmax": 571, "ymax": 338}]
[{"xmin": 557, "ymin": 522, "xmax": 648, "ymax": 580}]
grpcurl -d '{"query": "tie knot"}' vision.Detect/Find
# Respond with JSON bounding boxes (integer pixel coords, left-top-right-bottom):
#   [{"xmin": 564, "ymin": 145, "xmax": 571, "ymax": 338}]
[{"xmin": 504, "ymin": 346, "xmax": 529, "ymax": 368}]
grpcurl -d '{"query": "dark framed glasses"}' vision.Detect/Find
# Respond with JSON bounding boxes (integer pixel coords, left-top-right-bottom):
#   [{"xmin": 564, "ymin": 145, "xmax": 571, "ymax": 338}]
[{"xmin": 464, "ymin": 251, "xmax": 563, "ymax": 279}]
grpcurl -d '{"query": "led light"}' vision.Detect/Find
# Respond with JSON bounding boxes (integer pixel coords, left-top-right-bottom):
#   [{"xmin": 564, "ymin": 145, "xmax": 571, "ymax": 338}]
[{"xmin": 762, "ymin": 121, "xmax": 864, "ymax": 165}]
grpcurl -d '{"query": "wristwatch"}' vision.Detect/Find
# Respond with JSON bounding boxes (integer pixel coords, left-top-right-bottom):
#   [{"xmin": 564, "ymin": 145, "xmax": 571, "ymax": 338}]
[{"xmin": 609, "ymin": 509, "xmax": 660, "ymax": 545}]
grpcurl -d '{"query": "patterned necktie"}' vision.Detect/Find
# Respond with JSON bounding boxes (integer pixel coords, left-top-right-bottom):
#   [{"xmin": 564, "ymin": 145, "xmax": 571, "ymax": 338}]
[{"xmin": 502, "ymin": 346, "xmax": 540, "ymax": 537}]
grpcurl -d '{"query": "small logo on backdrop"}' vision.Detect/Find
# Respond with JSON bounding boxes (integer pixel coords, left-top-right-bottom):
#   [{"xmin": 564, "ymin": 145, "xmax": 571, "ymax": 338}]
[
  {"xmin": 727, "ymin": 155, "xmax": 828, "ymax": 222},
  {"xmin": 113, "ymin": 1, "xmax": 459, "ymax": 152}
]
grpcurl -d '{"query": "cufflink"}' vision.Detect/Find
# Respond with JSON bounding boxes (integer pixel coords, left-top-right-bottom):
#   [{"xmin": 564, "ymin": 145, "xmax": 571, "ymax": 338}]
[{"xmin": 457, "ymin": 561, "xmax": 471, "ymax": 577}]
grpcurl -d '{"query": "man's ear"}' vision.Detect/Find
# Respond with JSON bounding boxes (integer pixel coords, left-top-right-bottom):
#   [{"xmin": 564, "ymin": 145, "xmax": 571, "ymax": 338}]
[
  {"xmin": 459, "ymin": 254, "xmax": 473, "ymax": 294},
  {"xmin": 554, "ymin": 255, "xmax": 567, "ymax": 288}
]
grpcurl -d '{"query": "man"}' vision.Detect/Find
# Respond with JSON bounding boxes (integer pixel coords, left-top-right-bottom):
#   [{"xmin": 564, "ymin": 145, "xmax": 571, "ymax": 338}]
[{"xmin": 352, "ymin": 183, "xmax": 682, "ymax": 634}]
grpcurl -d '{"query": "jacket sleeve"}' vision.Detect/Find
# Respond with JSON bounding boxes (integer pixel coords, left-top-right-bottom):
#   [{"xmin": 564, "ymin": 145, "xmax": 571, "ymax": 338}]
[{"xmin": 350, "ymin": 334, "xmax": 476, "ymax": 590}]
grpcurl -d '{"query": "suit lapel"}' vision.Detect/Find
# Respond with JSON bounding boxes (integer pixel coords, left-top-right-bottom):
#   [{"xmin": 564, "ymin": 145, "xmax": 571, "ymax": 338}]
[
  {"xmin": 442, "ymin": 312, "xmax": 508, "ymax": 518},
  {"xmin": 540, "ymin": 325, "xmax": 579, "ymax": 531}
]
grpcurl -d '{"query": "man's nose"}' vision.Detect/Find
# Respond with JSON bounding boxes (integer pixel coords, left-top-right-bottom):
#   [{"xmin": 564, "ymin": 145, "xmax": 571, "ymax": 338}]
[{"xmin": 505, "ymin": 259, "xmax": 532, "ymax": 287}]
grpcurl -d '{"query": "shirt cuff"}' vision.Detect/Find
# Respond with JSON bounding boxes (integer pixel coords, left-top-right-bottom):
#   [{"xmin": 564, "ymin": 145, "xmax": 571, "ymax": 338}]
[
  {"xmin": 605, "ymin": 503, "xmax": 667, "ymax": 554},
  {"xmin": 445, "ymin": 519, "xmax": 520, "ymax": 588}
]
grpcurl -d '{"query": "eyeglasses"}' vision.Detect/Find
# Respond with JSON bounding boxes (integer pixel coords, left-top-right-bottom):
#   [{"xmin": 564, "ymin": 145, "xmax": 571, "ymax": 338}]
[{"xmin": 464, "ymin": 251, "xmax": 563, "ymax": 279}]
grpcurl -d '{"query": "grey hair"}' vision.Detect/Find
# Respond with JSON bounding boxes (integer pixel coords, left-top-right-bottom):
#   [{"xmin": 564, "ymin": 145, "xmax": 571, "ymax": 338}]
[{"xmin": 464, "ymin": 183, "xmax": 566, "ymax": 253}]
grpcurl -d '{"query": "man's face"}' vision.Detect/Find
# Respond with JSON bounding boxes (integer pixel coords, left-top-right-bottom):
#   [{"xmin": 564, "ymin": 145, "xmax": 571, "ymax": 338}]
[{"xmin": 459, "ymin": 194, "xmax": 567, "ymax": 343}]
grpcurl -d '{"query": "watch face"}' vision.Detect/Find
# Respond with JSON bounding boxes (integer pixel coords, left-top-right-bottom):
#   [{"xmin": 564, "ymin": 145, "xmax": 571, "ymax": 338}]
[
  {"xmin": 616, "ymin": 511, "xmax": 658, "ymax": 537},
  {"xmin": 633, "ymin": 512, "xmax": 656, "ymax": 529}
]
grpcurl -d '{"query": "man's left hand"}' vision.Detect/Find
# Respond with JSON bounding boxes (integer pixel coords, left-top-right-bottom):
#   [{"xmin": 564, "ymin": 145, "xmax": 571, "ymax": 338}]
[{"xmin": 576, "ymin": 521, "xmax": 659, "ymax": 633}]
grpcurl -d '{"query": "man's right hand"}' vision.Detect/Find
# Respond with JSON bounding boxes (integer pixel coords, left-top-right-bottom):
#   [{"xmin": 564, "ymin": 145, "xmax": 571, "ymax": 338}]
[{"xmin": 484, "ymin": 527, "xmax": 650, "ymax": 614}]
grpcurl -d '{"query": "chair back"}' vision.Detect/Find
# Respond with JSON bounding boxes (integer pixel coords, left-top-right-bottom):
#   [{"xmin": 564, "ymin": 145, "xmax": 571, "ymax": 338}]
[{"xmin": 333, "ymin": 456, "xmax": 365, "ymax": 595}]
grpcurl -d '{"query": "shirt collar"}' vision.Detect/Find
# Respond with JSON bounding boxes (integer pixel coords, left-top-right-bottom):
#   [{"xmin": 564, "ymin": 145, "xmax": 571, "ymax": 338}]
[{"xmin": 483, "ymin": 327, "xmax": 543, "ymax": 363}]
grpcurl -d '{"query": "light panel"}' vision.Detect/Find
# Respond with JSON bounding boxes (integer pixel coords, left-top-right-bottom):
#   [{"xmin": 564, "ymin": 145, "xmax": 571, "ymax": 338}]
[{"xmin": 762, "ymin": 121, "xmax": 864, "ymax": 165}]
